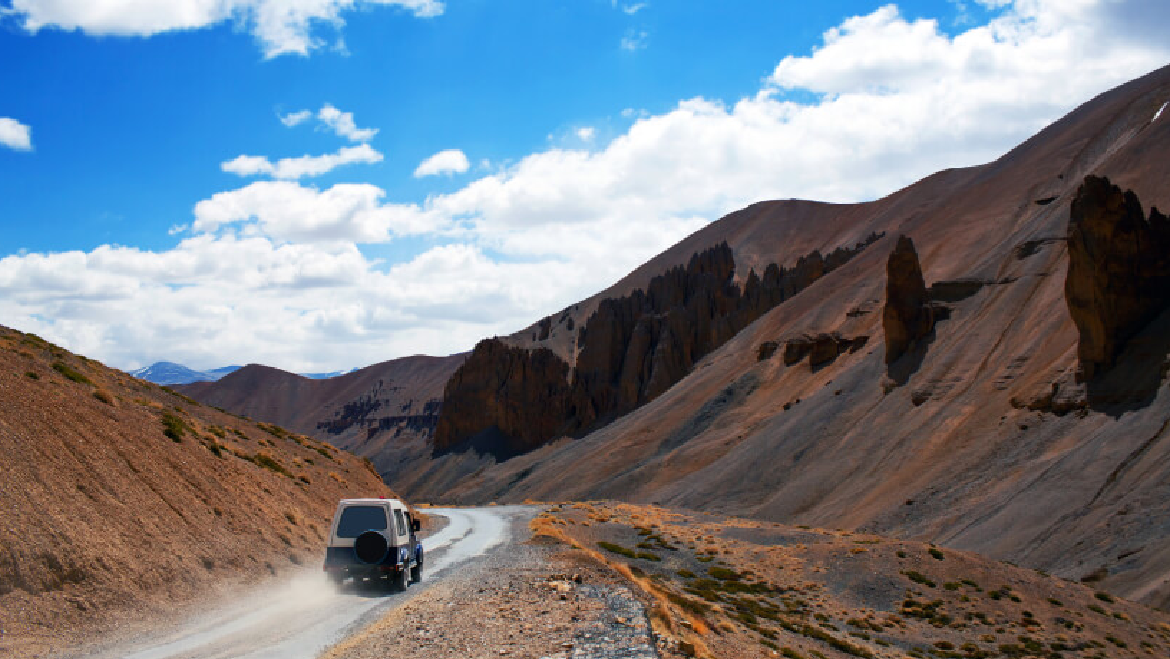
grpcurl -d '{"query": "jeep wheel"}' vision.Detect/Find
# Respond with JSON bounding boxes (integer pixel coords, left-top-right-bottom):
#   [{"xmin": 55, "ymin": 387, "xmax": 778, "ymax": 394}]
[
  {"xmin": 396, "ymin": 566, "xmax": 410, "ymax": 591},
  {"xmin": 410, "ymin": 561, "xmax": 422, "ymax": 583}
]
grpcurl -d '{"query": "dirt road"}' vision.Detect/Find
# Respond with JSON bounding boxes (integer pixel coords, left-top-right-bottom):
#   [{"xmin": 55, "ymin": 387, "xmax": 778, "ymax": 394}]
[{"xmin": 73, "ymin": 506, "xmax": 531, "ymax": 659}]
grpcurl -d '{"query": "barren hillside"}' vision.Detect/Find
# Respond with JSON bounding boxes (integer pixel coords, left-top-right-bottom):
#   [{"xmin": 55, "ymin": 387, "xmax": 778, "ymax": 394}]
[
  {"xmin": 0, "ymin": 326, "xmax": 393, "ymax": 657},
  {"xmin": 178, "ymin": 354, "xmax": 466, "ymax": 495}
]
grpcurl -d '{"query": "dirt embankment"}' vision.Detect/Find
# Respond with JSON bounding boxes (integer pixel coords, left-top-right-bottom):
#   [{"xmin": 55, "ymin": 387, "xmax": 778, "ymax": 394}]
[{"xmin": 0, "ymin": 326, "xmax": 393, "ymax": 658}]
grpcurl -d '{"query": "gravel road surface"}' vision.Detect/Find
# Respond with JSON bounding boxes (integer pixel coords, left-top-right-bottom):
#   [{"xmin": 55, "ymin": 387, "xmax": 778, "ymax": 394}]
[{"xmin": 72, "ymin": 506, "xmax": 529, "ymax": 659}]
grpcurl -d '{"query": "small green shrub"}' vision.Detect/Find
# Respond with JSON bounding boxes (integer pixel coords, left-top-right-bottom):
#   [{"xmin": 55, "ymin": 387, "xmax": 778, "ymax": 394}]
[
  {"xmin": 597, "ymin": 541, "xmax": 636, "ymax": 558},
  {"xmin": 93, "ymin": 390, "xmax": 114, "ymax": 405},
  {"xmin": 1094, "ymin": 591, "xmax": 1114, "ymax": 603},
  {"xmin": 161, "ymin": 386, "xmax": 200, "ymax": 406},
  {"xmin": 162, "ymin": 412, "xmax": 187, "ymax": 442},
  {"xmin": 665, "ymin": 591, "xmax": 710, "ymax": 617},
  {"xmin": 636, "ymin": 552, "xmax": 662, "ymax": 561},
  {"xmin": 708, "ymin": 566, "xmax": 741, "ymax": 581},
  {"xmin": 259, "ymin": 422, "xmax": 290, "ymax": 439},
  {"xmin": 52, "ymin": 361, "xmax": 92, "ymax": 385},
  {"xmin": 904, "ymin": 570, "xmax": 936, "ymax": 587},
  {"xmin": 677, "ymin": 569, "xmax": 696, "ymax": 579},
  {"xmin": 929, "ymin": 547, "xmax": 945, "ymax": 560},
  {"xmin": 24, "ymin": 371, "xmax": 38, "ymax": 380},
  {"xmin": 248, "ymin": 452, "xmax": 292, "ymax": 477}
]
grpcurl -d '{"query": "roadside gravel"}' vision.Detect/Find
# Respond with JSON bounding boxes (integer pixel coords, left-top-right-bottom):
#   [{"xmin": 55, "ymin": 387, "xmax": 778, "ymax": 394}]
[{"xmin": 325, "ymin": 508, "xmax": 664, "ymax": 659}]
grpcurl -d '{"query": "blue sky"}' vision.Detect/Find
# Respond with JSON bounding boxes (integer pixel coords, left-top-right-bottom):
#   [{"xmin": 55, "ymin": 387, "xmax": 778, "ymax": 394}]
[
  {"xmin": 0, "ymin": 0, "xmax": 1167, "ymax": 372},
  {"xmin": 0, "ymin": 0, "xmax": 984, "ymax": 255}
]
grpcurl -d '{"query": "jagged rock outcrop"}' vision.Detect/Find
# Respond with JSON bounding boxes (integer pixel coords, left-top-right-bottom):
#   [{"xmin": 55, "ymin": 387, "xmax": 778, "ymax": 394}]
[
  {"xmin": 783, "ymin": 333, "xmax": 869, "ymax": 367},
  {"xmin": 434, "ymin": 235, "xmax": 882, "ymax": 455},
  {"xmin": 1065, "ymin": 175, "xmax": 1170, "ymax": 380},
  {"xmin": 432, "ymin": 338, "xmax": 571, "ymax": 455},
  {"xmin": 883, "ymin": 235, "xmax": 934, "ymax": 364},
  {"xmin": 567, "ymin": 237, "xmax": 880, "ymax": 432}
]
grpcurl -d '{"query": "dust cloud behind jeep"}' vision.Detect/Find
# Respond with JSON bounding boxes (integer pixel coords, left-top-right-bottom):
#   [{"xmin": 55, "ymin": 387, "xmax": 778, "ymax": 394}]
[{"xmin": 323, "ymin": 498, "xmax": 422, "ymax": 590}]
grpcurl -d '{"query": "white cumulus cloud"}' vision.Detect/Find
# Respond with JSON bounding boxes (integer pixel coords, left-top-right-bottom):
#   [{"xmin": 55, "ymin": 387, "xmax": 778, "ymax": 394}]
[
  {"xmin": 221, "ymin": 143, "xmax": 383, "ymax": 179},
  {"xmin": 317, "ymin": 103, "xmax": 377, "ymax": 142},
  {"xmin": 0, "ymin": 117, "xmax": 33, "ymax": 151},
  {"xmin": 279, "ymin": 109, "xmax": 312, "ymax": 127},
  {"xmin": 4, "ymin": 0, "xmax": 445, "ymax": 58},
  {"xmin": 192, "ymin": 180, "xmax": 437, "ymax": 243},
  {"xmin": 3, "ymin": 0, "xmax": 1169, "ymax": 373},
  {"xmin": 413, "ymin": 149, "xmax": 470, "ymax": 177}
]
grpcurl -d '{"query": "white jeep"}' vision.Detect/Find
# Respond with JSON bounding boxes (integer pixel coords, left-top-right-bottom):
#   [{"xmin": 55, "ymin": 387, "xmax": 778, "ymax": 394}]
[{"xmin": 323, "ymin": 498, "xmax": 422, "ymax": 590}]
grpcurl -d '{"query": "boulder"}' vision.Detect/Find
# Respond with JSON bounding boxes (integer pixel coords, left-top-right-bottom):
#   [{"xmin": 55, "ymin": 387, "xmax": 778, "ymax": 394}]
[{"xmin": 757, "ymin": 341, "xmax": 780, "ymax": 361}]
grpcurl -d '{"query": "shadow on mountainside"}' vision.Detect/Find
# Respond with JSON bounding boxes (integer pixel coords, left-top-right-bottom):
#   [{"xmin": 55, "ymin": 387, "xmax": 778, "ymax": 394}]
[
  {"xmin": 885, "ymin": 306, "xmax": 950, "ymax": 388},
  {"xmin": 1086, "ymin": 306, "xmax": 1170, "ymax": 417},
  {"xmin": 432, "ymin": 425, "xmax": 524, "ymax": 462}
]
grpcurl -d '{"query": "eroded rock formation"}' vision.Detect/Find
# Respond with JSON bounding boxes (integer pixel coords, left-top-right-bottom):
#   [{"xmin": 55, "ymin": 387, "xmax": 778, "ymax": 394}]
[
  {"xmin": 783, "ymin": 333, "xmax": 869, "ymax": 367},
  {"xmin": 1066, "ymin": 175, "xmax": 1170, "ymax": 380},
  {"xmin": 567, "ymin": 237, "xmax": 880, "ymax": 433},
  {"xmin": 432, "ymin": 339, "xmax": 571, "ymax": 455},
  {"xmin": 435, "ymin": 235, "xmax": 882, "ymax": 456},
  {"xmin": 883, "ymin": 235, "xmax": 934, "ymax": 364}
]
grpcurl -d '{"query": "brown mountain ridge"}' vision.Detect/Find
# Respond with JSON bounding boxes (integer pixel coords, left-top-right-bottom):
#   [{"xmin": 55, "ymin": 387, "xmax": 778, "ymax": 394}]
[{"xmin": 181, "ymin": 63, "xmax": 1170, "ymax": 611}]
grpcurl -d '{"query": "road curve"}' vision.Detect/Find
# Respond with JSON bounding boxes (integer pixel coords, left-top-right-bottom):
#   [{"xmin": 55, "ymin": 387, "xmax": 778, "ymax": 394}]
[{"xmin": 76, "ymin": 506, "xmax": 526, "ymax": 659}]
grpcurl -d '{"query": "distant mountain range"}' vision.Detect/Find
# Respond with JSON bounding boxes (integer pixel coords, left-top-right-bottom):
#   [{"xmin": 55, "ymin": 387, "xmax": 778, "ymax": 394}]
[{"xmin": 130, "ymin": 361, "xmax": 349, "ymax": 385}]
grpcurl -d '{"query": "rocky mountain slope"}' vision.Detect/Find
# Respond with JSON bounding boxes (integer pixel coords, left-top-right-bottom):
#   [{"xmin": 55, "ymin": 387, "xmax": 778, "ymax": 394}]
[
  {"xmin": 180, "ymin": 64, "xmax": 1170, "ymax": 612},
  {"xmin": 419, "ymin": 63, "xmax": 1170, "ymax": 610},
  {"xmin": 0, "ymin": 326, "xmax": 393, "ymax": 657},
  {"xmin": 177, "ymin": 354, "xmax": 465, "ymax": 495}
]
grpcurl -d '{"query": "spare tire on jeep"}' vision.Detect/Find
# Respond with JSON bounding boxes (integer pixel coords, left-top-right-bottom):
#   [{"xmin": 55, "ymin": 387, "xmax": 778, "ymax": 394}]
[{"xmin": 353, "ymin": 530, "xmax": 389, "ymax": 564}]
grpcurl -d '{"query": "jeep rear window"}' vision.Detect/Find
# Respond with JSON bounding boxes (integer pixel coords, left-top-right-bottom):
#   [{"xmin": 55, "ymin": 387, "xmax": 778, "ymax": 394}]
[
  {"xmin": 336, "ymin": 506, "xmax": 388, "ymax": 538},
  {"xmin": 394, "ymin": 509, "xmax": 406, "ymax": 536}
]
